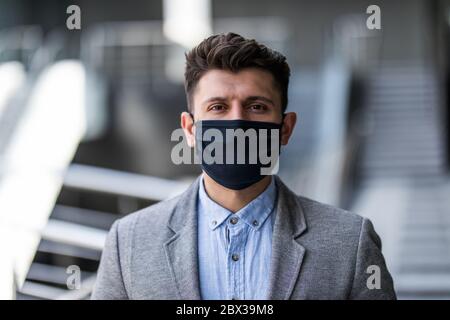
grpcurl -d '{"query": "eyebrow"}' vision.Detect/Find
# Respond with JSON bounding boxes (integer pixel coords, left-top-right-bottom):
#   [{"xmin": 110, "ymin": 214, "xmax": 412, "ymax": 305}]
[
  {"xmin": 245, "ymin": 96, "xmax": 275, "ymax": 106},
  {"xmin": 201, "ymin": 96, "xmax": 227, "ymax": 105},
  {"xmin": 201, "ymin": 95, "xmax": 275, "ymax": 106}
]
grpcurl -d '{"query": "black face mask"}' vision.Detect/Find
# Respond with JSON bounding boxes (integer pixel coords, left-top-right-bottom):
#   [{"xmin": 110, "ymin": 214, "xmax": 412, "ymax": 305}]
[{"xmin": 193, "ymin": 117, "xmax": 284, "ymax": 190}]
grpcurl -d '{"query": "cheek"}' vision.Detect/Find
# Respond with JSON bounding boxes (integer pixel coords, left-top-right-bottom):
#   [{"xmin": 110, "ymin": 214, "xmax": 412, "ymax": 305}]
[{"xmin": 264, "ymin": 110, "xmax": 283, "ymax": 123}]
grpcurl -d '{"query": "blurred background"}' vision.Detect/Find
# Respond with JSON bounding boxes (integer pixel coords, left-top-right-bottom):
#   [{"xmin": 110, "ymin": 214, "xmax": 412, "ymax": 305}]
[{"xmin": 0, "ymin": 0, "xmax": 449, "ymax": 300}]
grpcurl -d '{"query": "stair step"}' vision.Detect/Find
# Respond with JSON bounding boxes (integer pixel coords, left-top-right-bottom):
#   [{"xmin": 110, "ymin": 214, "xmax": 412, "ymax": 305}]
[
  {"xmin": 18, "ymin": 281, "xmax": 68, "ymax": 300},
  {"xmin": 37, "ymin": 239, "xmax": 102, "ymax": 261},
  {"xmin": 42, "ymin": 219, "xmax": 108, "ymax": 251},
  {"xmin": 26, "ymin": 263, "xmax": 94, "ymax": 286},
  {"xmin": 51, "ymin": 205, "xmax": 117, "ymax": 230},
  {"xmin": 395, "ymin": 273, "xmax": 450, "ymax": 296}
]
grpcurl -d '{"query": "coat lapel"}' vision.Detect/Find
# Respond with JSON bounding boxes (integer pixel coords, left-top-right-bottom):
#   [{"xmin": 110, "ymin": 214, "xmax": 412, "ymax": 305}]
[
  {"xmin": 163, "ymin": 176, "xmax": 202, "ymax": 300},
  {"xmin": 266, "ymin": 176, "xmax": 308, "ymax": 300}
]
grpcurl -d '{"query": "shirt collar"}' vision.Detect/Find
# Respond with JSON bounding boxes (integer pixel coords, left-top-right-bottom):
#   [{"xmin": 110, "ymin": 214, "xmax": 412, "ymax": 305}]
[{"xmin": 198, "ymin": 175, "xmax": 277, "ymax": 231}]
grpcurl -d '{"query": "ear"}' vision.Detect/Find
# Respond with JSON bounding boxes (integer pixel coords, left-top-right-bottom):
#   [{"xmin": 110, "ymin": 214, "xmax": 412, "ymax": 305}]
[
  {"xmin": 280, "ymin": 112, "xmax": 297, "ymax": 145},
  {"xmin": 181, "ymin": 111, "xmax": 195, "ymax": 147}
]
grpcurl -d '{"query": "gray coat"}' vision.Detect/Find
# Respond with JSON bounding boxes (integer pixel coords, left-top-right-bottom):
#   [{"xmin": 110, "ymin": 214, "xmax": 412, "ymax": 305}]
[{"xmin": 91, "ymin": 175, "xmax": 396, "ymax": 300}]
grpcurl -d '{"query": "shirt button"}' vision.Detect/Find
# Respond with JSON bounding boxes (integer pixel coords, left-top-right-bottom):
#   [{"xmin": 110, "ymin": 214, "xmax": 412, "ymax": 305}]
[
  {"xmin": 212, "ymin": 220, "xmax": 217, "ymax": 226},
  {"xmin": 252, "ymin": 220, "xmax": 259, "ymax": 226},
  {"xmin": 230, "ymin": 217, "xmax": 239, "ymax": 225},
  {"xmin": 232, "ymin": 254, "xmax": 240, "ymax": 261}
]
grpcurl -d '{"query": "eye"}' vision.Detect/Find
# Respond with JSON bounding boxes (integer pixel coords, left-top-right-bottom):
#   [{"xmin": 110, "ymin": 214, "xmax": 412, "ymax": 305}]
[
  {"xmin": 248, "ymin": 104, "xmax": 267, "ymax": 112},
  {"xmin": 208, "ymin": 104, "xmax": 226, "ymax": 112}
]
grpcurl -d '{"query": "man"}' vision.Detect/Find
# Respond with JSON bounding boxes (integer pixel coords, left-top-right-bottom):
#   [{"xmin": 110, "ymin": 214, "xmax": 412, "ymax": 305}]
[{"xmin": 91, "ymin": 33, "xmax": 396, "ymax": 300}]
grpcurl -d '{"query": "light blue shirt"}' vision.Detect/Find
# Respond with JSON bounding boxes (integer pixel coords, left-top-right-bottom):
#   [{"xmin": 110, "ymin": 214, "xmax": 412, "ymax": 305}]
[{"xmin": 197, "ymin": 175, "xmax": 277, "ymax": 300}]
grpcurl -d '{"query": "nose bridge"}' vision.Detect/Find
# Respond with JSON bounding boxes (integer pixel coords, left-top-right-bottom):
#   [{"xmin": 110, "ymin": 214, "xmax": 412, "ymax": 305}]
[{"xmin": 229, "ymin": 99, "xmax": 245, "ymax": 120}]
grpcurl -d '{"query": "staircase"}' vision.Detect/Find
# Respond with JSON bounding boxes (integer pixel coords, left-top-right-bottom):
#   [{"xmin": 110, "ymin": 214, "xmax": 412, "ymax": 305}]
[
  {"xmin": 353, "ymin": 62, "xmax": 450, "ymax": 299},
  {"xmin": 359, "ymin": 64, "xmax": 446, "ymax": 181},
  {"xmin": 16, "ymin": 164, "xmax": 191, "ymax": 300}
]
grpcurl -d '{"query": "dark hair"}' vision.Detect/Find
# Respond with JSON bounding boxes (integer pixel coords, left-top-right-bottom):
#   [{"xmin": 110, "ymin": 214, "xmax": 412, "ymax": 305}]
[{"xmin": 184, "ymin": 32, "xmax": 291, "ymax": 113}]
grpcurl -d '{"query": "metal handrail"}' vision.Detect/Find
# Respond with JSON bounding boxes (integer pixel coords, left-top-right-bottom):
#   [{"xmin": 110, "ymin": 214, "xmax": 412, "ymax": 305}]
[{"xmin": 64, "ymin": 164, "xmax": 192, "ymax": 201}]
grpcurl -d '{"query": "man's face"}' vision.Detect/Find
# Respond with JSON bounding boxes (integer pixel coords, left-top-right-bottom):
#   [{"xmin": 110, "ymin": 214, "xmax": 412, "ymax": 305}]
[
  {"xmin": 192, "ymin": 67, "xmax": 283, "ymax": 123},
  {"xmin": 181, "ymin": 67, "xmax": 296, "ymax": 147}
]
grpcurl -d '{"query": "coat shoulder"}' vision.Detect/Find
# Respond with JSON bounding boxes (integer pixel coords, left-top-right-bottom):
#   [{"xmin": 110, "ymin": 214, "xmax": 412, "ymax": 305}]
[
  {"xmin": 113, "ymin": 194, "xmax": 183, "ymax": 241},
  {"xmin": 295, "ymin": 194, "xmax": 365, "ymax": 243},
  {"xmin": 298, "ymin": 195, "xmax": 363, "ymax": 223}
]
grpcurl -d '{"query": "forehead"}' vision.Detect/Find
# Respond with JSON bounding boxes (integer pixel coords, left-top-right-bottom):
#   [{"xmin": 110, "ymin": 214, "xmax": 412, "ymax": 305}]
[{"xmin": 193, "ymin": 68, "xmax": 280, "ymax": 105}]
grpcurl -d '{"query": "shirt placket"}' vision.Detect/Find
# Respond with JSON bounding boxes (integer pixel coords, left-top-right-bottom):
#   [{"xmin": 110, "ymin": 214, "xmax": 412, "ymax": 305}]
[{"xmin": 226, "ymin": 215, "xmax": 248, "ymax": 300}]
